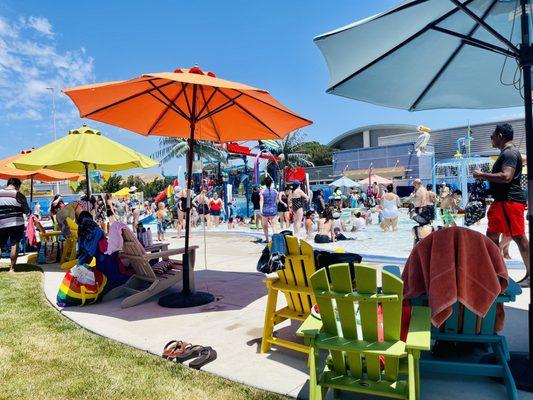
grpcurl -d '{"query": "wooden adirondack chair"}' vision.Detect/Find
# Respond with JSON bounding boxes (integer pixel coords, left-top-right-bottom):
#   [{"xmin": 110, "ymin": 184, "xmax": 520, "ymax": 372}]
[
  {"xmin": 411, "ymin": 279, "xmax": 522, "ymax": 400},
  {"xmin": 59, "ymin": 217, "xmax": 79, "ymax": 269},
  {"xmin": 34, "ymin": 219, "xmax": 62, "ymax": 243},
  {"xmin": 261, "ymin": 235, "xmax": 317, "ymax": 354},
  {"xmin": 104, "ymin": 228, "xmax": 198, "ymax": 308},
  {"xmin": 298, "ymin": 263, "xmax": 431, "ymax": 400}
]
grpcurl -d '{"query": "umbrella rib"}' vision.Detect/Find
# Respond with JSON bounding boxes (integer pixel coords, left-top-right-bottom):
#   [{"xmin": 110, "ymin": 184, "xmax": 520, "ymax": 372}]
[
  {"xmin": 432, "ymin": 26, "xmax": 516, "ymax": 57},
  {"xmin": 147, "ymin": 82, "xmax": 187, "ymax": 134},
  {"xmin": 326, "ymin": 0, "xmax": 477, "ymax": 93},
  {"xmin": 197, "ymin": 94, "xmax": 243, "ymax": 122},
  {"xmin": 239, "ymin": 92, "xmax": 313, "ymax": 123},
  {"xmin": 81, "ymin": 80, "xmax": 175, "ymax": 118},
  {"xmin": 195, "ymin": 87, "xmax": 220, "ymax": 118},
  {"xmin": 198, "ymin": 85, "xmax": 222, "ymax": 142},
  {"xmin": 316, "ymin": 0, "xmax": 431, "ymax": 41},
  {"xmin": 147, "ymin": 91, "xmax": 189, "ymax": 121},
  {"xmin": 410, "ymin": 0, "xmax": 500, "ymax": 111},
  {"xmin": 182, "ymin": 83, "xmax": 193, "ymax": 117},
  {"xmin": 448, "ymin": 0, "xmax": 519, "ymax": 53},
  {"xmin": 217, "ymin": 90, "xmax": 283, "ymax": 138},
  {"xmin": 149, "ymin": 81, "xmax": 190, "ymax": 119}
]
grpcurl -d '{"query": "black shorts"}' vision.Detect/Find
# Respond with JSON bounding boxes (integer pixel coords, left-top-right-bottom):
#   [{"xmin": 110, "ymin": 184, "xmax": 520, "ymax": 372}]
[
  {"xmin": 0, "ymin": 225, "xmax": 24, "ymax": 247},
  {"xmin": 314, "ymin": 234, "xmax": 331, "ymax": 244},
  {"xmin": 210, "ymin": 210, "xmax": 221, "ymax": 216}
]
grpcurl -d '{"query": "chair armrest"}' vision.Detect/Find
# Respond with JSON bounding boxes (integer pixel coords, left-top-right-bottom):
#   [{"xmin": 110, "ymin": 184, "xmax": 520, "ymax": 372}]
[
  {"xmin": 143, "ymin": 248, "xmax": 191, "ymax": 260},
  {"xmin": 296, "ymin": 315, "xmax": 323, "ymax": 339},
  {"xmin": 43, "ymin": 230, "xmax": 63, "ymax": 236},
  {"xmin": 262, "ymin": 277, "xmax": 279, "ymax": 287},
  {"xmin": 406, "ymin": 306, "xmax": 431, "ymax": 351}
]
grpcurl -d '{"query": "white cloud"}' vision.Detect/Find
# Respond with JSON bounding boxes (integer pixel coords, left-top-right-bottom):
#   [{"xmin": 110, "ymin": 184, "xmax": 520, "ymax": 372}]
[
  {"xmin": 0, "ymin": 15, "xmax": 94, "ymax": 126},
  {"xmin": 27, "ymin": 16, "xmax": 53, "ymax": 37}
]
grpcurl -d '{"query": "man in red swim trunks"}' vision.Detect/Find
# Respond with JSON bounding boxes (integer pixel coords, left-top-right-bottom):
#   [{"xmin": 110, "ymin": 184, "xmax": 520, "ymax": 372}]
[{"xmin": 474, "ymin": 123, "xmax": 529, "ymax": 287}]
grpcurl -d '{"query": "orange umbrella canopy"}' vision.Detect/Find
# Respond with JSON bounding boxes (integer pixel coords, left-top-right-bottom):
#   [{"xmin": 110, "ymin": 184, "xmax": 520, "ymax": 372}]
[
  {"xmin": 63, "ymin": 66, "xmax": 312, "ymax": 141},
  {"xmin": 0, "ymin": 149, "xmax": 81, "ymax": 182}
]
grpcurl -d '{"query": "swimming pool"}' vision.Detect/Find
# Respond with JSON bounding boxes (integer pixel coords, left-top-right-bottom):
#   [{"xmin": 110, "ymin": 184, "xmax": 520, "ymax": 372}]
[{"xmin": 145, "ymin": 209, "xmax": 526, "ymax": 269}]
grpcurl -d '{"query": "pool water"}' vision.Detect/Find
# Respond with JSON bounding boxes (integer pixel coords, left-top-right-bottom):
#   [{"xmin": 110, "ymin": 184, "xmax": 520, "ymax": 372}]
[{"xmin": 145, "ymin": 208, "xmax": 525, "ymax": 265}]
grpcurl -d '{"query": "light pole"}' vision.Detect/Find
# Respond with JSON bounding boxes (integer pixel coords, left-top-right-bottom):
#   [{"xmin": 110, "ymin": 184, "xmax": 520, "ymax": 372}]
[{"xmin": 46, "ymin": 87, "xmax": 59, "ymax": 195}]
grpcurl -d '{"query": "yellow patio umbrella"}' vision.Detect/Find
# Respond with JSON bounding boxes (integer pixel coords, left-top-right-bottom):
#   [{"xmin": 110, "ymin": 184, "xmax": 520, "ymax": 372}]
[
  {"xmin": 113, "ymin": 187, "xmax": 131, "ymax": 197},
  {"xmin": 14, "ymin": 125, "xmax": 158, "ymax": 195}
]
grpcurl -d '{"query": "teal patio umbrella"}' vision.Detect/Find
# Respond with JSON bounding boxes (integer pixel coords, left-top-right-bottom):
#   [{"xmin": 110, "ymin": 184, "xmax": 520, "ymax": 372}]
[{"xmin": 315, "ymin": 0, "xmax": 533, "ymax": 391}]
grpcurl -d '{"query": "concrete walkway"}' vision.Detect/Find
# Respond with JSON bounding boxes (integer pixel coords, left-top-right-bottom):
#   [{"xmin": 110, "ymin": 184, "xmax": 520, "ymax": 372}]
[{"xmin": 38, "ymin": 232, "xmax": 532, "ymax": 399}]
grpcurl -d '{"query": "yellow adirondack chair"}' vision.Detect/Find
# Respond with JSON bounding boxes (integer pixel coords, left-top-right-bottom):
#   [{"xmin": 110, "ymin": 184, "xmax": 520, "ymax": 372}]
[
  {"xmin": 60, "ymin": 217, "xmax": 79, "ymax": 269},
  {"xmin": 261, "ymin": 235, "xmax": 317, "ymax": 354}
]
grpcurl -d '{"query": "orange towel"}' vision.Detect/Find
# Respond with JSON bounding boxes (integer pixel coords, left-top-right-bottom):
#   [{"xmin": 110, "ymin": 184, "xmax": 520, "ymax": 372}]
[{"xmin": 402, "ymin": 226, "xmax": 508, "ymax": 330}]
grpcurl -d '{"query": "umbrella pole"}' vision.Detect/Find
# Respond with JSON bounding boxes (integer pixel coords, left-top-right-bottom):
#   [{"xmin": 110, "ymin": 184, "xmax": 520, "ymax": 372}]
[
  {"xmin": 84, "ymin": 163, "xmax": 91, "ymax": 196},
  {"xmin": 30, "ymin": 177, "xmax": 33, "ymax": 203},
  {"xmin": 507, "ymin": 0, "xmax": 533, "ymax": 391},
  {"xmin": 159, "ymin": 86, "xmax": 214, "ymax": 309}
]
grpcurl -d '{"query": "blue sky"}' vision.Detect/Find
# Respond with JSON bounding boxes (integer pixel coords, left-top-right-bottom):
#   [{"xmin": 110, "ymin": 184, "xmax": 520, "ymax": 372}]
[{"xmin": 0, "ymin": 0, "xmax": 524, "ymax": 176}]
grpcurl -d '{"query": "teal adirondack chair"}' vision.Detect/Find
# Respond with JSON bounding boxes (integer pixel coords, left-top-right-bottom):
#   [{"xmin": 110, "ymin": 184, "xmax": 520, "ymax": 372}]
[
  {"xmin": 297, "ymin": 263, "xmax": 431, "ymax": 400},
  {"xmin": 411, "ymin": 279, "xmax": 522, "ymax": 400}
]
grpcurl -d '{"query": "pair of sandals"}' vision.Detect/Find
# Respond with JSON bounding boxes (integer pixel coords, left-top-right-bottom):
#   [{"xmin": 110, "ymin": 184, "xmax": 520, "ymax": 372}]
[{"xmin": 162, "ymin": 340, "xmax": 217, "ymax": 369}]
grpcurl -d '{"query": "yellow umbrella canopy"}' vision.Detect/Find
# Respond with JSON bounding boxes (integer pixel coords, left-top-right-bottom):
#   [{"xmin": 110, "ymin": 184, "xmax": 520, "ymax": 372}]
[
  {"xmin": 14, "ymin": 125, "xmax": 157, "ymax": 195},
  {"xmin": 113, "ymin": 187, "xmax": 131, "ymax": 197},
  {"xmin": 14, "ymin": 125, "xmax": 157, "ymax": 173}
]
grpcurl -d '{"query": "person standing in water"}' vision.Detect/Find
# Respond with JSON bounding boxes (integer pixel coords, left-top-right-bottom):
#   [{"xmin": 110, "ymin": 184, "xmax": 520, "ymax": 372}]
[
  {"xmin": 289, "ymin": 181, "xmax": 309, "ymax": 236},
  {"xmin": 474, "ymin": 123, "xmax": 529, "ymax": 287},
  {"xmin": 277, "ymin": 187, "xmax": 291, "ymax": 229},
  {"xmin": 380, "ymin": 184, "xmax": 401, "ymax": 232},
  {"xmin": 259, "ymin": 176, "xmax": 278, "ymax": 242}
]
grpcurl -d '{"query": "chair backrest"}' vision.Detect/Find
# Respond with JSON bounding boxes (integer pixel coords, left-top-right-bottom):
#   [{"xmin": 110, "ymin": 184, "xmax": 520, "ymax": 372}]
[
  {"xmin": 310, "ymin": 263, "xmax": 403, "ymax": 382},
  {"xmin": 65, "ymin": 218, "xmax": 78, "ymax": 239},
  {"xmin": 121, "ymin": 228, "xmax": 156, "ymax": 280},
  {"xmin": 276, "ymin": 236, "xmax": 316, "ymax": 316}
]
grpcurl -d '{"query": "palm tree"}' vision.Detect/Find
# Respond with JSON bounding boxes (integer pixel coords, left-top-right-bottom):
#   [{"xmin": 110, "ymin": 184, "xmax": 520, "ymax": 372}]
[
  {"xmin": 153, "ymin": 138, "xmax": 227, "ymax": 166},
  {"xmin": 263, "ymin": 130, "xmax": 314, "ymax": 187}
]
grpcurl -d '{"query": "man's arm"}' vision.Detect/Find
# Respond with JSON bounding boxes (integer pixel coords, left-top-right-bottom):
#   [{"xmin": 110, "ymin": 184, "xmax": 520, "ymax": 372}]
[
  {"xmin": 17, "ymin": 193, "xmax": 31, "ymax": 215},
  {"xmin": 473, "ymin": 166, "xmax": 515, "ymax": 184}
]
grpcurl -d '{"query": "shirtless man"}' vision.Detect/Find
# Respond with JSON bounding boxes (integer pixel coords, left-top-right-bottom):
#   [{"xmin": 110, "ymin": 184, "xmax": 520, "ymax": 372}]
[{"xmin": 410, "ymin": 179, "xmax": 428, "ymax": 213}]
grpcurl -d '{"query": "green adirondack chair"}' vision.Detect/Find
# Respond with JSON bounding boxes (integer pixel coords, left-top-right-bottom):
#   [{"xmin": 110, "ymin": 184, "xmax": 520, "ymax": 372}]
[{"xmin": 297, "ymin": 263, "xmax": 431, "ymax": 400}]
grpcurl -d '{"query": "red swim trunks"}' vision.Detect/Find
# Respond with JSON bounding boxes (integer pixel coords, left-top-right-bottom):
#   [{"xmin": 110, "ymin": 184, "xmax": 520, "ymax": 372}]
[{"xmin": 487, "ymin": 201, "xmax": 526, "ymax": 237}]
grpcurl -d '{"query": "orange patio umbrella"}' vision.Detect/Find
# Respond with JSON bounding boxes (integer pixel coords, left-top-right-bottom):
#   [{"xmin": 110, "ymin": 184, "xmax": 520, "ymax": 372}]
[
  {"xmin": 0, "ymin": 149, "xmax": 82, "ymax": 201},
  {"xmin": 63, "ymin": 65, "xmax": 312, "ymax": 308}
]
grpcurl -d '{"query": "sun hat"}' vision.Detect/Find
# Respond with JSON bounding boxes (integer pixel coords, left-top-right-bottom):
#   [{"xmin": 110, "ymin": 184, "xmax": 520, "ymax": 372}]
[{"xmin": 129, "ymin": 186, "xmax": 137, "ymax": 192}]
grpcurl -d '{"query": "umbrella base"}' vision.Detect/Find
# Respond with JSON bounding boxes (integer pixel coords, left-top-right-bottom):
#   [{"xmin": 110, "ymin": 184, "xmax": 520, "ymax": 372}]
[
  {"xmin": 158, "ymin": 291, "xmax": 215, "ymax": 308},
  {"xmin": 509, "ymin": 352, "xmax": 533, "ymax": 392}
]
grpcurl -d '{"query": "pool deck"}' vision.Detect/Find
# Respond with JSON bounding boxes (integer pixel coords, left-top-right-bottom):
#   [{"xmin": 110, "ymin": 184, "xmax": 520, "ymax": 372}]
[{"xmin": 34, "ymin": 232, "xmax": 532, "ymax": 399}]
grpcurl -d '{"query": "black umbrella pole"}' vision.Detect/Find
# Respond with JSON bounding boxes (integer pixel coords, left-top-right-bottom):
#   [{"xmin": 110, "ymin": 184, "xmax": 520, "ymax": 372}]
[
  {"xmin": 158, "ymin": 116, "xmax": 214, "ymax": 308},
  {"xmin": 507, "ymin": 1, "xmax": 533, "ymax": 390}
]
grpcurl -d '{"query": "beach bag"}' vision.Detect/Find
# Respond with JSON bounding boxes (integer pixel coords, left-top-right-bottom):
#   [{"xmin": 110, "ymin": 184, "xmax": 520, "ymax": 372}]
[
  {"xmin": 56, "ymin": 264, "xmax": 107, "ymax": 307},
  {"xmin": 45, "ymin": 241, "xmax": 62, "ymax": 264}
]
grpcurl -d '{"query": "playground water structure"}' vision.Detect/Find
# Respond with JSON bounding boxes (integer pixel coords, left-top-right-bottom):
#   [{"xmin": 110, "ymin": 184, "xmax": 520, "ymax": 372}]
[{"xmin": 434, "ymin": 156, "xmax": 494, "ymax": 207}]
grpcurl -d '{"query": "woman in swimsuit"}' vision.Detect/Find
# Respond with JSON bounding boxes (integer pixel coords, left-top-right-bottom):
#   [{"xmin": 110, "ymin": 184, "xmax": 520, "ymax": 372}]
[
  {"xmin": 209, "ymin": 192, "xmax": 224, "ymax": 228},
  {"xmin": 260, "ymin": 176, "xmax": 278, "ymax": 242},
  {"xmin": 380, "ymin": 184, "xmax": 401, "ymax": 232},
  {"xmin": 277, "ymin": 188, "xmax": 291, "ymax": 229},
  {"xmin": 315, "ymin": 207, "xmax": 335, "ymax": 243},
  {"xmin": 193, "ymin": 189, "xmax": 210, "ymax": 228},
  {"xmin": 289, "ymin": 181, "xmax": 308, "ymax": 236}
]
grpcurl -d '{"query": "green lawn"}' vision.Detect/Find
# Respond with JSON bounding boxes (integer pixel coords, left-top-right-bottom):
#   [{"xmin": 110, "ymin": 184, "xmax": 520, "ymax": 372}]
[{"xmin": 0, "ymin": 264, "xmax": 285, "ymax": 400}]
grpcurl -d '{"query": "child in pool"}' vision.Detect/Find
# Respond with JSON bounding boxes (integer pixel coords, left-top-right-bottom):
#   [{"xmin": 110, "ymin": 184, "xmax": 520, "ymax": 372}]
[
  {"xmin": 334, "ymin": 227, "xmax": 354, "ymax": 241},
  {"xmin": 305, "ymin": 210, "xmax": 315, "ymax": 239},
  {"xmin": 156, "ymin": 202, "xmax": 169, "ymax": 241}
]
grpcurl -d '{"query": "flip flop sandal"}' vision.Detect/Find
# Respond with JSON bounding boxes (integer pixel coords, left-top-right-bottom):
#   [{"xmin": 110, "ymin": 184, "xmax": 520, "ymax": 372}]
[
  {"xmin": 188, "ymin": 347, "xmax": 217, "ymax": 370},
  {"xmin": 162, "ymin": 340, "xmax": 190, "ymax": 360},
  {"xmin": 173, "ymin": 344, "xmax": 204, "ymax": 363}
]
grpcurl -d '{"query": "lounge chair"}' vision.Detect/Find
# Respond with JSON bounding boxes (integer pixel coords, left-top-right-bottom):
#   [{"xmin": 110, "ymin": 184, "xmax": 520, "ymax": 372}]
[
  {"xmin": 104, "ymin": 228, "xmax": 198, "ymax": 308},
  {"xmin": 298, "ymin": 263, "xmax": 431, "ymax": 400},
  {"xmin": 261, "ymin": 235, "xmax": 316, "ymax": 354},
  {"xmin": 59, "ymin": 217, "xmax": 78, "ymax": 269},
  {"xmin": 34, "ymin": 219, "xmax": 62, "ymax": 243},
  {"xmin": 411, "ymin": 281, "xmax": 522, "ymax": 400}
]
